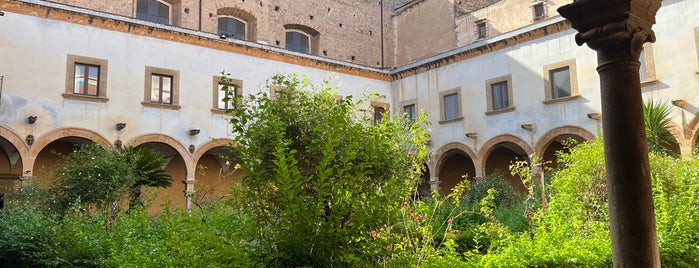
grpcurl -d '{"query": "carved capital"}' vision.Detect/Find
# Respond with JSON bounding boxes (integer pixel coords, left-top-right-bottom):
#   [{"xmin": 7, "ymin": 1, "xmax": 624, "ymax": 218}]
[{"xmin": 558, "ymin": 0, "xmax": 661, "ymax": 52}]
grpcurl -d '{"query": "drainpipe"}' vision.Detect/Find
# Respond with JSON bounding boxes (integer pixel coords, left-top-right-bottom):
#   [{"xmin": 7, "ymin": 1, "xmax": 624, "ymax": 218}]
[
  {"xmin": 198, "ymin": 0, "xmax": 202, "ymax": 31},
  {"xmin": 380, "ymin": 0, "xmax": 384, "ymax": 68}
]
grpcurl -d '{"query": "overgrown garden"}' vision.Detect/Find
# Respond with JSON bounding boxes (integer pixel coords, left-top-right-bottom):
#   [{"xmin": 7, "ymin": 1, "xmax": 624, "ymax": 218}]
[{"xmin": 1, "ymin": 75, "xmax": 697, "ymax": 267}]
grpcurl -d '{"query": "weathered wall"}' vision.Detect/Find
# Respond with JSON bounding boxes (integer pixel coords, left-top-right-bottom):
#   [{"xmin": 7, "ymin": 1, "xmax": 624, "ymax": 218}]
[
  {"xmin": 393, "ymin": 0, "xmax": 457, "ymax": 66},
  {"xmin": 46, "ymin": 0, "xmax": 384, "ymax": 67}
]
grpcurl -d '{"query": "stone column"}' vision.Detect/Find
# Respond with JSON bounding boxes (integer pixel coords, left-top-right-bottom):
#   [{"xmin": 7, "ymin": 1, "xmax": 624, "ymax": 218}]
[
  {"xmin": 428, "ymin": 176, "xmax": 441, "ymax": 192},
  {"xmin": 184, "ymin": 177, "xmax": 196, "ymax": 213},
  {"xmin": 558, "ymin": 1, "xmax": 662, "ymax": 267}
]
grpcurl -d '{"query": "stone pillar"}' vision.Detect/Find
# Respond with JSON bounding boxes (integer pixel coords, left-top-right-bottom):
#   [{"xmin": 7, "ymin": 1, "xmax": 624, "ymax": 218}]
[
  {"xmin": 558, "ymin": 1, "xmax": 662, "ymax": 266},
  {"xmin": 428, "ymin": 176, "xmax": 441, "ymax": 192},
  {"xmin": 184, "ymin": 177, "xmax": 196, "ymax": 213}
]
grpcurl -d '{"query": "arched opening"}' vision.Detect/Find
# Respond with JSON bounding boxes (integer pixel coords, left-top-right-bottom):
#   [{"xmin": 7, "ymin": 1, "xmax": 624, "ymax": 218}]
[
  {"xmin": 193, "ymin": 145, "xmax": 239, "ymax": 209},
  {"xmin": 484, "ymin": 142, "xmax": 529, "ymax": 193},
  {"xmin": 438, "ymin": 149, "xmax": 476, "ymax": 195},
  {"xmin": 541, "ymin": 134, "xmax": 587, "ymax": 171},
  {"xmin": 33, "ymin": 137, "xmax": 95, "ymax": 186},
  {"xmin": 217, "ymin": 7, "xmax": 257, "ymax": 41},
  {"xmin": 135, "ymin": 142, "xmax": 187, "ymax": 213},
  {"xmin": 416, "ymin": 163, "xmax": 431, "ymax": 198},
  {"xmin": 0, "ymin": 136, "xmax": 23, "ymax": 205},
  {"xmin": 283, "ymin": 24, "xmax": 320, "ymax": 55}
]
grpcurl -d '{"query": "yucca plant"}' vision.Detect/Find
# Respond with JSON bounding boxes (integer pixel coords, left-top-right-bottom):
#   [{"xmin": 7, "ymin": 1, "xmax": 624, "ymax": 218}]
[{"xmin": 643, "ymin": 99, "xmax": 679, "ymax": 157}]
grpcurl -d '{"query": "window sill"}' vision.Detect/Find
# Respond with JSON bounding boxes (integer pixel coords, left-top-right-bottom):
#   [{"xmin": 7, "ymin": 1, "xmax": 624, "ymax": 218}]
[
  {"xmin": 438, "ymin": 116, "xmax": 464, "ymax": 124},
  {"xmin": 485, "ymin": 106, "xmax": 515, "ymax": 116},
  {"xmin": 210, "ymin": 109, "xmax": 232, "ymax": 115},
  {"xmin": 141, "ymin": 102, "xmax": 181, "ymax": 110},
  {"xmin": 641, "ymin": 79, "xmax": 658, "ymax": 86},
  {"xmin": 62, "ymin": 93, "xmax": 109, "ymax": 103},
  {"xmin": 543, "ymin": 95, "xmax": 580, "ymax": 105}
]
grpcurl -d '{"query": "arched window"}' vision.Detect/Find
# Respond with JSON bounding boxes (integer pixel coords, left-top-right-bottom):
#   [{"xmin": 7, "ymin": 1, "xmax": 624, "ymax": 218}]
[
  {"xmin": 136, "ymin": 0, "xmax": 170, "ymax": 24},
  {"xmin": 218, "ymin": 17, "xmax": 246, "ymax": 40},
  {"xmin": 285, "ymin": 31, "xmax": 310, "ymax": 54}
]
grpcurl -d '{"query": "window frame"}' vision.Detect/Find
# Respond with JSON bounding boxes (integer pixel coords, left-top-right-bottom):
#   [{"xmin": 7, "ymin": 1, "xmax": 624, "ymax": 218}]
[
  {"xmin": 370, "ymin": 100, "xmax": 390, "ymax": 125},
  {"xmin": 285, "ymin": 30, "xmax": 311, "ymax": 54},
  {"xmin": 212, "ymin": 75, "xmax": 243, "ymax": 114},
  {"xmin": 439, "ymin": 88, "xmax": 463, "ymax": 123},
  {"xmin": 64, "ymin": 54, "xmax": 109, "ymax": 103},
  {"xmin": 531, "ymin": 1, "xmax": 546, "ymax": 21},
  {"xmin": 400, "ymin": 99, "xmax": 417, "ymax": 123},
  {"xmin": 543, "ymin": 59, "xmax": 579, "ymax": 104},
  {"xmin": 485, "ymin": 74, "xmax": 515, "ymax": 115},
  {"xmin": 218, "ymin": 16, "xmax": 247, "ymax": 40},
  {"xmin": 475, "ymin": 20, "xmax": 487, "ymax": 39},
  {"xmin": 142, "ymin": 66, "xmax": 180, "ymax": 109},
  {"xmin": 135, "ymin": 0, "xmax": 172, "ymax": 25}
]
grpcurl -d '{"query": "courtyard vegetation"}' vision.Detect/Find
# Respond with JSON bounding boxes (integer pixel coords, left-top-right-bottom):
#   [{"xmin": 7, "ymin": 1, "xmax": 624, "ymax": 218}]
[{"xmin": 0, "ymin": 75, "xmax": 697, "ymax": 267}]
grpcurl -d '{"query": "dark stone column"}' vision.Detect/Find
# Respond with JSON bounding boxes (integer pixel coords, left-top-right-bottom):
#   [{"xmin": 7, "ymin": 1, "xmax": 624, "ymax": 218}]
[{"xmin": 558, "ymin": 1, "xmax": 662, "ymax": 267}]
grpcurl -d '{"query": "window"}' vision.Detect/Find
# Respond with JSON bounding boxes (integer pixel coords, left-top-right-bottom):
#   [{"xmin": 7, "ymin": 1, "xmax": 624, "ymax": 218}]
[
  {"xmin": 543, "ymin": 59, "xmax": 578, "ymax": 103},
  {"xmin": 136, "ymin": 0, "xmax": 170, "ymax": 24},
  {"xmin": 64, "ymin": 54, "xmax": 108, "ymax": 102},
  {"xmin": 475, "ymin": 20, "xmax": 487, "ymax": 39},
  {"xmin": 439, "ymin": 88, "xmax": 462, "ymax": 122},
  {"xmin": 404, "ymin": 104, "xmax": 416, "ymax": 122},
  {"xmin": 218, "ymin": 17, "xmax": 246, "ymax": 40},
  {"xmin": 485, "ymin": 74, "xmax": 514, "ymax": 114},
  {"xmin": 286, "ymin": 31, "xmax": 310, "ymax": 54},
  {"xmin": 143, "ymin": 66, "xmax": 180, "ymax": 109},
  {"xmin": 639, "ymin": 44, "xmax": 656, "ymax": 83},
  {"xmin": 73, "ymin": 63, "xmax": 100, "ymax": 96},
  {"xmin": 371, "ymin": 100, "xmax": 389, "ymax": 125},
  {"xmin": 150, "ymin": 74, "xmax": 172, "ymax": 104},
  {"xmin": 532, "ymin": 2, "xmax": 546, "ymax": 21},
  {"xmin": 373, "ymin": 106, "xmax": 385, "ymax": 125},
  {"xmin": 212, "ymin": 76, "xmax": 243, "ymax": 113}
]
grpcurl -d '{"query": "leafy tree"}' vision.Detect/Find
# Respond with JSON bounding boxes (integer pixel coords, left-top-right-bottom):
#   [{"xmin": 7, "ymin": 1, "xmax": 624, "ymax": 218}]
[
  {"xmin": 643, "ymin": 99, "xmax": 679, "ymax": 157},
  {"xmin": 50, "ymin": 144, "xmax": 172, "ymax": 217},
  {"xmin": 223, "ymin": 74, "xmax": 429, "ymax": 266}
]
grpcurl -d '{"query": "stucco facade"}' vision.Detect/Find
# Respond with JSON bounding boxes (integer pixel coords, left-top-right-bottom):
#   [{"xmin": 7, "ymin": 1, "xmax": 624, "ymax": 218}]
[{"xmin": 1, "ymin": 0, "xmax": 698, "ymax": 208}]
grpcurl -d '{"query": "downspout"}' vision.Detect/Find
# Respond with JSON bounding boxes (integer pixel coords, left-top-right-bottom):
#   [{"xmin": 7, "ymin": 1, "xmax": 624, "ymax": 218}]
[
  {"xmin": 380, "ymin": 0, "xmax": 384, "ymax": 68},
  {"xmin": 198, "ymin": 0, "xmax": 202, "ymax": 31}
]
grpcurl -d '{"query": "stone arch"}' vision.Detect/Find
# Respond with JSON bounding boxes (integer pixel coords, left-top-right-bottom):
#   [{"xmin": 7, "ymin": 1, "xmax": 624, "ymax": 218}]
[
  {"xmin": 0, "ymin": 125, "xmax": 29, "ymax": 166},
  {"xmin": 534, "ymin": 125, "xmax": 595, "ymax": 154},
  {"xmin": 534, "ymin": 126, "xmax": 595, "ymax": 170},
  {"xmin": 29, "ymin": 127, "xmax": 111, "ymax": 185},
  {"xmin": 29, "ymin": 127, "xmax": 111, "ymax": 157},
  {"xmin": 478, "ymin": 134, "xmax": 533, "ymax": 193},
  {"xmin": 433, "ymin": 142, "xmax": 478, "ymax": 176},
  {"xmin": 192, "ymin": 138, "xmax": 238, "ymax": 205},
  {"xmin": 433, "ymin": 142, "xmax": 478, "ymax": 194},
  {"xmin": 477, "ymin": 134, "xmax": 533, "ymax": 163},
  {"xmin": 217, "ymin": 7, "xmax": 257, "ymax": 41},
  {"xmin": 126, "ymin": 133, "xmax": 191, "ymax": 212}
]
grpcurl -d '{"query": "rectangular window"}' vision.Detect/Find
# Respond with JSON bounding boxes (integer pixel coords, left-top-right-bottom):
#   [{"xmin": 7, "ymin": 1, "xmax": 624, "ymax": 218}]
[
  {"xmin": 73, "ymin": 63, "xmax": 100, "ymax": 96},
  {"xmin": 212, "ymin": 76, "xmax": 243, "ymax": 113},
  {"xmin": 491, "ymin": 81, "xmax": 509, "ymax": 110},
  {"xmin": 143, "ymin": 66, "xmax": 179, "ymax": 109},
  {"xmin": 550, "ymin": 67, "xmax": 571, "ymax": 99},
  {"xmin": 217, "ymin": 83, "xmax": 240, "ymax": 110},
  {"xmin": 64, "ymin": 55, "xmax": 109, "ymax": 102},
  {"xmin": 404, "ymin": 104, "xmax": 416, "ymax": 122},
  {"xmin": 373, "ymin": 106, "xmax": 385, "ymax": 125},
  {"xmin": 444, "ymin": 93, "xmax": 459, "ymax": 120},
  {"xmin": 150, "ymin": 74, "xmax": 172, "ymax": 104},
  {"xmin": 532, "ymin": 3, "xmax": 545, "ymax": 21},
  {"xmin": 476, "ymin": 20, "xmax": 487, "ymax": 39}
]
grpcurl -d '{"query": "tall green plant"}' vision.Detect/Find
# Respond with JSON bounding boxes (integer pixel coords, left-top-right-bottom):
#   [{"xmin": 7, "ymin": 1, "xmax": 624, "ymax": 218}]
[
  {"xmin": 124, "ymin": 147, "xmax": 173, "ymax": 209},
  {"xmin": 643, "ymin": 99, "xmax": 679, "ymax": 157},
  {"xmin": 223, "ymin": 73, "xmax": 430, "ymax": 266}
]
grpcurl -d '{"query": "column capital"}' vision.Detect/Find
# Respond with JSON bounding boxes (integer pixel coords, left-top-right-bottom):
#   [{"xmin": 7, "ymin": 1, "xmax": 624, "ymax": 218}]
[{"xmin": 558, "ymin": 0, "xmax": 661, "ymax": 51}]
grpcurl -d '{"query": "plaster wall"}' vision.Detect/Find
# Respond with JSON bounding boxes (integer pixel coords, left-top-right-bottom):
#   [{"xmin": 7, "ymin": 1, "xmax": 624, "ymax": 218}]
[
  {"xmin": 0, "ymin": 11, "xmax": 392, "ymax": 154},
  {"xmin": 392, "ymin": 0, "xmax": 699, "ymax": 161}
]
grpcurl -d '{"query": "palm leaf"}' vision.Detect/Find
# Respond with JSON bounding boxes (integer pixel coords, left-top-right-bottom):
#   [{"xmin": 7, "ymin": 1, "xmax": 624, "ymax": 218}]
[{"xmin": 643, "ymin": 99, "xmax": 679, "ymax": 157}]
